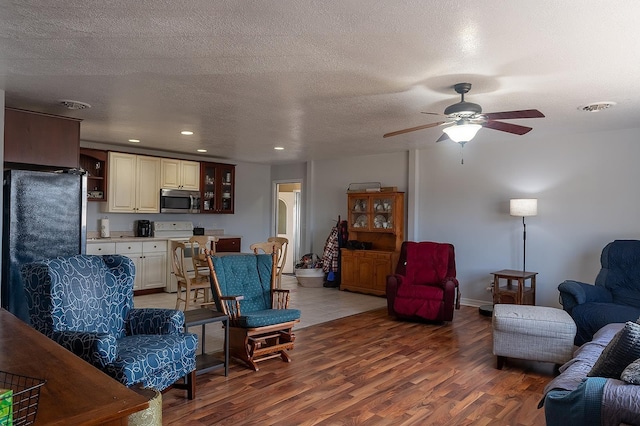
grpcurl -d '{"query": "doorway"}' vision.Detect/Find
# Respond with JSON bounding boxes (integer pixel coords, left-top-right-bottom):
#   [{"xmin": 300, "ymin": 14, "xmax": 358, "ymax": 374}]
[{"xmin": 274, "ymin": 181, "xmax": 301, "ymax": 274}]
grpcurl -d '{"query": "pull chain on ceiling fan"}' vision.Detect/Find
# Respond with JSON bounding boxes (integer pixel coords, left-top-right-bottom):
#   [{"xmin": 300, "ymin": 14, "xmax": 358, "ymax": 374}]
[{"xmin": 383, "ymin": 82, "xmax": 545, "ymax": 144}]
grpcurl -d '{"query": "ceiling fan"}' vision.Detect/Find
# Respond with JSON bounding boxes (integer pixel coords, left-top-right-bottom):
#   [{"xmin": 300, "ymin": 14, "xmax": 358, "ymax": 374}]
[{"xmin": 383, "ymin": 83, "xmax": 544, "ymax": 144}]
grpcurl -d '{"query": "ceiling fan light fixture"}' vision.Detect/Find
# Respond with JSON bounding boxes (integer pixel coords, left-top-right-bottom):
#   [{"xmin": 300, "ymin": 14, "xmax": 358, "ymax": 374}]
[
  {"xmin": 443, "ymin": 123, "xmax": 482, "ymax": 143},
  {"xmin": 443, "ymin": 101, "xmax": 482, "ymax": 116}
]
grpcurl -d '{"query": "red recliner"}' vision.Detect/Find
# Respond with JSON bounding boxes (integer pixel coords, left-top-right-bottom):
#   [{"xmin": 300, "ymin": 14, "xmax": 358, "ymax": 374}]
[{"xmin": 386, "ymin": 241, "xmax": 461, "ymax": 322}]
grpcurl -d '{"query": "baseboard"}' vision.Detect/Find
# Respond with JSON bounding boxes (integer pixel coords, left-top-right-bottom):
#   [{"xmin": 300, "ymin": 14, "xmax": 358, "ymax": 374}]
[{"xmin": 460, "ymin": 297, "xmax": 492, "ymax": 308}]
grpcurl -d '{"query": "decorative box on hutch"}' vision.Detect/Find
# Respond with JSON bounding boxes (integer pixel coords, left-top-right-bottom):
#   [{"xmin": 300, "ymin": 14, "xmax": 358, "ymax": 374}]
[{"xmin": 340, "ymin": 190, "xmax": 404, "ymax": 297}]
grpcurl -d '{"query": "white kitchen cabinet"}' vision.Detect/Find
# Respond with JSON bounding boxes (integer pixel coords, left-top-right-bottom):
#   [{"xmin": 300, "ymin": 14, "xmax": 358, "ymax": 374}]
[
  {"xmin": 161, "ymin": 159, "xmax": 200, "ymax": 190},
  {"xmin": 140, "ymin": 241, "xmax": 167, "ymax": 290},
  {"xmin": 115, "ymin": 242, "xmax": 143, "ymax": 290},
  {"xmin": 105, "ymin": 152, "xmax": 161, "ymax": 213},
  {"xmin": 86, "ymin": 242, "xmax": 116, "ymax": 255},
  {"xmin": 114, "ymin": 241, "xmax": 166, "ymax": 291}
]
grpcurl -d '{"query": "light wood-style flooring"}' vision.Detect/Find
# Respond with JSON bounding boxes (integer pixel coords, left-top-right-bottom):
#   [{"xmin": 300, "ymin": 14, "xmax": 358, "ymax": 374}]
[{"xmin": 162, "ymin": 305, "xmax": 553, "ymax": 425}]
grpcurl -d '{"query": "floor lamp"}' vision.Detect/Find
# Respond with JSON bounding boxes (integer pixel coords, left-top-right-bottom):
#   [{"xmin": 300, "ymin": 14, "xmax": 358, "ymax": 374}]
[{"xmin": 510, "ymin": 198, "xmax": 538, "ymax": 274}]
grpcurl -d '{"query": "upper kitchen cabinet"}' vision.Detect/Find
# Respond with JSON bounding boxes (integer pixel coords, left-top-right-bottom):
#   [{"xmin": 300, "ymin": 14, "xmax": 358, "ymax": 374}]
[
  {"xmin": 201, "ymin": 162, "xmax": 235, "ymax": 214},
  {"xmin": 4, "ymin": 107, "xmax": 81, "ymax": 169},
  {"xmin": 105, "ymin": 152, "xmax": 161, "ymax": 213},
  {"xmin": 160, "ymin": 159, "xmax": 200, "ymax": 191},
  {"xmin": 79, "ymin": 148, "xmax": 108, "ymax": 202}
]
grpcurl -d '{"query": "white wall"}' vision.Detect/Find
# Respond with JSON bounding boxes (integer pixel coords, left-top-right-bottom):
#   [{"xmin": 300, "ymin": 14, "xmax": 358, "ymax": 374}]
[
  {"xmin": 416, "ymin": 126, "xmax": 640, "ymax": 308},
  {"xmin": 306, "ymin": 151, "xmax": 409, "ymax": 255}
]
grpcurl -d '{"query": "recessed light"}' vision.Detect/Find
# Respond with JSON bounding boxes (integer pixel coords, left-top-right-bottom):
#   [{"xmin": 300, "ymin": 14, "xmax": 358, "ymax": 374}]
[
  {"xmin": 128, "ymin": 139, "xmax": 140, "ymax": 143},
  {"xmin": 181, "ymin": 130, "xmax": 194, "ymax": 136},
  {"xmin": 274, "ymin": 146, "xmax": 284, "ymax": 150},
  {"xmin": 196, "ymin": 149, "xmax": 207, "ymax": 153}
]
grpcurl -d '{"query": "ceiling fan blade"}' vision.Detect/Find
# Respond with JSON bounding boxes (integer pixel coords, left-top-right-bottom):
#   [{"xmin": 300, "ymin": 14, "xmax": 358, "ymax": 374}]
[
  {"xmin": 483, "ymin": 109, "xmax": 545, "ymax": 120},
  {"xmin": 421, "ymin": 111, "xmax": 443, "ymax": 116},
  {"xmin": 484, "ymin": 120, "xmax": 533, "ymax": 135},
  {"xmin": 383, "ymin": 121, "xmax": 447, "ymax": 138},
  {"xmin": 436, "ymin": 133, "xmax": 450, "ymax": 142}
]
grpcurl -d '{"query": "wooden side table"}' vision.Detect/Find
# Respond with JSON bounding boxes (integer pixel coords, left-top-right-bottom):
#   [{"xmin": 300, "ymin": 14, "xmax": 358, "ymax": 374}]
[
  {"xmin": 184, "ymin": 308, "xmax": 229, "ymax": 376},
  {"xmin": 491, "ymin": 269, "xmax": 537, "ymax": 305}
]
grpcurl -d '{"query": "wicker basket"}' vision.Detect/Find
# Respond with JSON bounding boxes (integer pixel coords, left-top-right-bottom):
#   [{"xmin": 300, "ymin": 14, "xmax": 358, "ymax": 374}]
[
  {"xmin": 295, "ymin": 268, "xmax": 325, "ymax": 287},
  {"xmin": 0, "ymin": 371, "xmax": 46, "ymax": 426}
]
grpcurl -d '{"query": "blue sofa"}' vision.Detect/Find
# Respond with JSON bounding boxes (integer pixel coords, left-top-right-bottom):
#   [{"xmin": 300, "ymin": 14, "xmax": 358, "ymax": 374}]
[
  {"xmin": 559, "ymin": 240, "xmax": 640, "ymax": 346},
  {"xmin": 21, "ymin": 254, "xmax": 199, "ymax": 398}
]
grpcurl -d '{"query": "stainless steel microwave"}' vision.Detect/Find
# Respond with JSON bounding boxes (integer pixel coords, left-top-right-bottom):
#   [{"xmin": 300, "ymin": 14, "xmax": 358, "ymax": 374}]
[{"xmin": 160, "ymin": 188, "xmax": 200, "ymax": 214}]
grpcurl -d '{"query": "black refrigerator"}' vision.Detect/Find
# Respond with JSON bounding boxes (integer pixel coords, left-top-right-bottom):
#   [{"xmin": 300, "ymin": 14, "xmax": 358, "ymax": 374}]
[{"xmin": 2, "ymin": 169, "xmax": 87, "ymax": 322}]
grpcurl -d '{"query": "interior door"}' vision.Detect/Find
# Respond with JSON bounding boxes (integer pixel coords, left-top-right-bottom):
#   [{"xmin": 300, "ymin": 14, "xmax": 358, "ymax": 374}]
[{"xmin": 274, "ymin": 182, "xmax": 301, "ymax": 274}]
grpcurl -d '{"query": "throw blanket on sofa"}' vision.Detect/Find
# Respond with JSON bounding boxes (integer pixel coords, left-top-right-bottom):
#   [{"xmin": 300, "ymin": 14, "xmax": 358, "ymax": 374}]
[{"xmin": 541, "ymin": 323, "xmax": 640, "ymax": 426}]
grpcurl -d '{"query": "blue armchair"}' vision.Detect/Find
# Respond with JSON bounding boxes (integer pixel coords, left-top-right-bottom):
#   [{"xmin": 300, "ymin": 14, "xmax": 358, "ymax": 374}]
[
  {"xmin": 206, "ymin": 253, "xmax": 301, "ymax": 371},
  {"xmin": 21, "ymin": 255, "xmax": 199, "ymax": 398},
  {"xmin": 558, "ymin": 240, "xmax": 640, "ymax": 346}
]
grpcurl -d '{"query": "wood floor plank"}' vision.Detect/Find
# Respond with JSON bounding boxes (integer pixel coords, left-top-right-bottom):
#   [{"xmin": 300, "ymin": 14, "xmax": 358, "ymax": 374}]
[{"xmin": 163, "ymin": 306, "xmax": 552, "ymax": 425}]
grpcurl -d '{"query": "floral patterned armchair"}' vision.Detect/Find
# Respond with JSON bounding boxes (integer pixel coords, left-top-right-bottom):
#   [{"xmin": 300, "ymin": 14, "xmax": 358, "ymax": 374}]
[{"xmin": 21, "ymin": 255, "xmax": 198, "ymax": 398}]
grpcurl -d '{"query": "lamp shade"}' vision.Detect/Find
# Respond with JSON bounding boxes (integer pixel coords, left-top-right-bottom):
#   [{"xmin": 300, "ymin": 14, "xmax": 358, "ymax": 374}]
[
  {"xmin": 442, "ymin": 123, "xmax": 482, "ymax": 142},
  {"xmin": 510, "ymin": 198, "xmax": 538, "ymax": 217}
]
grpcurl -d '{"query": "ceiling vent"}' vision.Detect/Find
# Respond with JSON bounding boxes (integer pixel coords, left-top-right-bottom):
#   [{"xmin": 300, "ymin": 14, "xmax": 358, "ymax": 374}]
[
  {"xmin": 59, "ymin": 100, "xmax": 92, "ymax": 110},
  {"xmin": 579, "ymin": 102, "xmax": 616, "ymax": 112}
]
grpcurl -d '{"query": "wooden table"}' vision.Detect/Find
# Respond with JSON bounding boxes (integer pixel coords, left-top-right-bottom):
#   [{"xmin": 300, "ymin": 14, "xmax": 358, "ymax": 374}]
[
  {"xmin": 0, "ymin": 309, "xmax": 148, "ymax": 425},
  {"xmin": 491, "ymin": 269, "xmax": 538, "ymax": 306},
  {"xmin": 184, "ymin": 308, "xmax": 229, "ymax": 376}
]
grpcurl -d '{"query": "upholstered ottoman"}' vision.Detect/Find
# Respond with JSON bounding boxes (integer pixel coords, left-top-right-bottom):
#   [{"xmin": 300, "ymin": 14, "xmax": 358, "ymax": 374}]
[{"xmin": 492, "ymin": 304, "xmax": 576, "ymax": 369}]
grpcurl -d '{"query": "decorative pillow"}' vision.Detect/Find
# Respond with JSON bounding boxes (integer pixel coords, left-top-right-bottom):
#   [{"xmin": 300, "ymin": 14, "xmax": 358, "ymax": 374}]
[
  {"xmin": 621, "ymin": 359, "xmax": 640, "ymax": 384},
  {"xmin": 587, "ymin": 321, "xmax": 640, "ymax": 379}
]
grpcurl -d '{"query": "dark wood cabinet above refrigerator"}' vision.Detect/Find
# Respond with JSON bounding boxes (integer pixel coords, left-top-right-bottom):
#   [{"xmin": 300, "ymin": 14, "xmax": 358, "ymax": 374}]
[{"xmin": 4, "ymin": 107, "xmax": 81, "ymax": 169}]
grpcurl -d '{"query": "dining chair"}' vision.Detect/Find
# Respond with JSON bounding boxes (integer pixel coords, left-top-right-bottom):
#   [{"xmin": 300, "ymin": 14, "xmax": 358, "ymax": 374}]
[
  {"xmin": 189, "ymin": 235, "xmax": 218, "ymax": 283},
  {"xmin": 267, "ymin": 237, "xmax": 289, "ymax": 288},
  {"xmin": 250, "ymin": 241, "xmax": 280, "ymax": 255},
  {"xmin": 171, "ymin": 240, "xmax": 211, "ymax": 311}
]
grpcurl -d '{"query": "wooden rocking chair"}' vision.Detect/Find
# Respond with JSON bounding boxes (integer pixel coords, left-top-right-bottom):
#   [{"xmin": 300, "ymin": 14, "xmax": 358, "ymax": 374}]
[{"xmin": 205, "ymin": 251, "xmax": 301, "ymax": 371}]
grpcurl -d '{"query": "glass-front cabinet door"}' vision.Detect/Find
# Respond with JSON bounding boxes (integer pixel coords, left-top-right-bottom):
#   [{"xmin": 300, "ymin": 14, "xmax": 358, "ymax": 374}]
[
  {"xmin": 350, "ymin": 196, "xmax": 369, "ymax": 230},
  {"xmin": 218, "ymin": 164, "xmax": 234, "ymax": 213},
  {"xmin": 371, "ymin": 196, "xmax": 394, "ymax": 230},
  {"xmin": 348, "ymin": 193, "xmax": 398, "ymax": 233},
  {"xmin": 201, "ymin": 163, "xmax": 217, "ymax": 213},
  {"xmin": 201, "ymin": 162, "xmax": 235, "ymax": 214}
]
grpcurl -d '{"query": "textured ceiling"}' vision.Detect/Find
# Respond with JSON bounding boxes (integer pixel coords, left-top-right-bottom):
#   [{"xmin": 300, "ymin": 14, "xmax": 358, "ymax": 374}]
[{"xmin": 1, "ymin": 1, "xmax": 639, "ymax": 164}]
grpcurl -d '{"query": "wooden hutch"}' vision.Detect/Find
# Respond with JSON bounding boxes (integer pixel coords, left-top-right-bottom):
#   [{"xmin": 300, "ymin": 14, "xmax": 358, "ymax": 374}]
[{"xmin": 340, "ymin": 190, "xmax": 404, "ymax": 296}]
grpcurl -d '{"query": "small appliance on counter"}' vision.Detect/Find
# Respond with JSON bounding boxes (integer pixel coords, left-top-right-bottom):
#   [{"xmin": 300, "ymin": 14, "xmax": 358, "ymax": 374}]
[{"xmin": 136, "ymin": 220, "xmax": 151, "ymax": 237}]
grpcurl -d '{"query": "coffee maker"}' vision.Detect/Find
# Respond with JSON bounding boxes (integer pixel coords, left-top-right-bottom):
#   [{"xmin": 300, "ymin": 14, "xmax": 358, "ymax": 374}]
[{"xmin": 136, "ymin": 220, "xmax": 151, "ymax": 237}]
